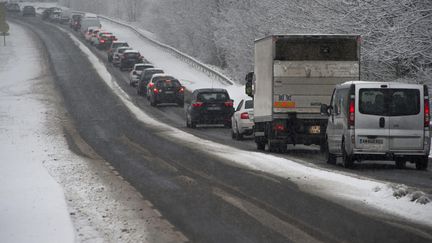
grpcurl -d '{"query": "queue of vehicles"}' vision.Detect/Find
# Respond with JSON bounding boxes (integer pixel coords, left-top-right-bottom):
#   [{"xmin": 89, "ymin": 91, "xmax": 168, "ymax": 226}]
[{"xmin": 34, "ymin": 10, "xmax": 429, "ymax": 170}]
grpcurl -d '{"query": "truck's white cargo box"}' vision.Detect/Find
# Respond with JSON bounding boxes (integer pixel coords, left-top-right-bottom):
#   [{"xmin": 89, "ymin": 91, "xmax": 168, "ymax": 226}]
[{"xmin": 253, "ymin": 35, "xmax": 360, "ymax": 122}]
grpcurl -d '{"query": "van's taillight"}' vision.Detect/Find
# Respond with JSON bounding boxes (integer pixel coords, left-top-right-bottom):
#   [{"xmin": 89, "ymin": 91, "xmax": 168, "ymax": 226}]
[
  {"xmin": 348, "ymin": 99, "xmax": 355, "ymax": 127},
  {"xmin": 192, "ymin": 102, "xmax": 203, "ymax": 107},
  {"xmin": 240, "ymin": 112, "xmax": 249, "ymax": 119},
  {"xmin": 424, "ymin": 99, "xmax": 430, "ymax": 127}
]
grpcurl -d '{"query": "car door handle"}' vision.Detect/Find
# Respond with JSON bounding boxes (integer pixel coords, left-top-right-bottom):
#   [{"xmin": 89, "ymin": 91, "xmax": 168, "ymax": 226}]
[{"xmin": 379, "ymin": 117, "xmax": 385, "ymax": 128}]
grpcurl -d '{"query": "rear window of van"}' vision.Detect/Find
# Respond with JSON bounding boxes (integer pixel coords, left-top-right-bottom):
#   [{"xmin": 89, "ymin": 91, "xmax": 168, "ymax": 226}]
[{"xmin": 359, "ymin": 89, "xmax": 420, "ymax": 116}]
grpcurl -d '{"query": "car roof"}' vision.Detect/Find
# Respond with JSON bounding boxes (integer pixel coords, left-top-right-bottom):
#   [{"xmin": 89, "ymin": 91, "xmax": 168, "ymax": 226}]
[
  {"xmin": 112, "ymin": 41, "xmax": 127, "ymax": 44},
  {"xmin": 144, "ymin": 68, "xmax": 163, "ymax": 72},
  {"xmin": 339, "ymin": 81, "xmax": 423, "ymax": 89},
  {"xmin": 124, "ymin": 50, "xmax": 139, "ymax": 53},
  {"xmin": 194, "ymin": 88, "xmax": 228, "ymax": 93},
  {"xmin": 151, "ymin": 74, "xmax": 174, "ymax": 79},
  {"xmin": 134, "ymin": 63, "xmax": 152, "ymax": 67},
  {"xmin": 116, "ymin": 47, "xmax": 132, "ymax": 50}
]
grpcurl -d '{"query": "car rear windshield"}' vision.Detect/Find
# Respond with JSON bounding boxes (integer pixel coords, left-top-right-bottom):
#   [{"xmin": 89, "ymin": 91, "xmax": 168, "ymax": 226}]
[
  {"xmin": 113, "ymin": 43, "xmax": 128, "ymax": 49},
  {"xmin": 245, "ymin": 100, "xmax": 254, "ymax": 109},
  {"xmin": 197, "ymin": 92, "xmax": 229, "ymax": 102},
  {"xmin": 125, "ymin": 53, "xmax": 140, "ymax": 58},
  {"xmin": 156, "ymin": 79, "xmax": 181, "ymax": 88},
  {"xmin": 359, "ymin": 88, "xmax": 420, "ymax": 116},
  {"xmin": 135, "ymin": 66, "xmax": 148, "ymax": 71}
]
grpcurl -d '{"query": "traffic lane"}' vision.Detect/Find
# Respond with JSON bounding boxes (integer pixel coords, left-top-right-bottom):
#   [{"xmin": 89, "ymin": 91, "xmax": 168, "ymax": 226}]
[
  {"xmin": 17, "ymin": 17, "xmax": 432, "ymax": 242},
  {"xmin": 74, "ymin": 24, "xmax": 432, "ymax": 192},
  {"xmin": 15, "ymin": 18, "xmax": 298, "ymax": 243}
]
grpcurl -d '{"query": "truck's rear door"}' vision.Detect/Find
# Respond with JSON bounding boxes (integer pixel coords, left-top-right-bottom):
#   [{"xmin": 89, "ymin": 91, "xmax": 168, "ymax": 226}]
[{"xmin": 272, "ymin": 35, "xmax": 360, "ymax": 114}]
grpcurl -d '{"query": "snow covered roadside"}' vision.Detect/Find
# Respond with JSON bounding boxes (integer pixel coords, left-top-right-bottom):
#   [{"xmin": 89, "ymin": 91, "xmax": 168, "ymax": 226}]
[
  {"xmin": 60, "ymin": 25, "xmax": 432, "ymax": 228},
  {"xmin": 99, "ymin": 19, "xmax": 250, "ymax": 105},
  {"xmin": 0, "ymin": 22, "xmax": 75, "ymax": 243},
  {"xmin": 0, "ymin": 21, "xmax": 187, "ymax": 243}
]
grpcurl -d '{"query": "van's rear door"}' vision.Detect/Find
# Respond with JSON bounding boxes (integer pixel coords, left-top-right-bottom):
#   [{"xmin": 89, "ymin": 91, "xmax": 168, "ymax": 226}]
[
  {"xmin": 387, "ymin": 84, "xmax": 423, "ymax": 150},
  {"xmin": 355, "ymin": 84, "xmax": 390, "ymax": 152}
]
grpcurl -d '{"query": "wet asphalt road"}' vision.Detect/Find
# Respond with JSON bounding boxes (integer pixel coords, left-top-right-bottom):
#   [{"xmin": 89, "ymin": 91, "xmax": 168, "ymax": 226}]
[{"xmin": 11, "ymin": 15, "xmax": 432, "ymax": 243}]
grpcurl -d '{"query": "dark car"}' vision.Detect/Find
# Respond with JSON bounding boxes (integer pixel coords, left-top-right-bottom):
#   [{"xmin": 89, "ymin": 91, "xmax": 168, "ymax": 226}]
[
  {"xmin": 148, "ymin": 79, "xmax": 184, "ymax": 107},
  {"xmin": 119, "ymin": 50, "xmax": 143, "ymax": 71},
  {"xmin": 70, "ymin": 14, "xmax": 82, "ymax": 31},
  {"xmin": 22, "ymin": 6, "xmax": 36, "ymax": 17},
  {"xmin": 6, "ymin": 3, "xmax": 20, "ymax": 14},
  {"xmin": 137, "ymin": 68, "xmax": 164, "ymax": 95},
  {"xmin": 96, "ymin": 34, "xmax": 117, "ymax": 50},
  {"xmin": 186, "ymin": 88, "xmax": 234, "ymax": 128},
  {"xmin": 107, "ymin": 41, "xmax": 129, "ymax": 62},
  {"xmin": 41, "ymin": 7, "xmax": 61, "ymax": 21}
]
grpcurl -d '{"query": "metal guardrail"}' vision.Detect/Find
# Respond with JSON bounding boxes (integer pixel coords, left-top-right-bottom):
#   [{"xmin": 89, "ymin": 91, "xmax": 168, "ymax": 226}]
[{"xmin": 98, "ymin": 15, "xmax": 234, "ymax": 86}]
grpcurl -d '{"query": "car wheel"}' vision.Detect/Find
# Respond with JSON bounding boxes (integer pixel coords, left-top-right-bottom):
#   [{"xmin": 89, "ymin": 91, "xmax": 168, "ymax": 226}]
[
  {"xmin": 342, "ymin": 140, "xmax": 354, "ymax": 169},
  {"xmin": 235, "ymin": 124, "xmax": 243, "ymax": 140},
  {"xmin": 190, "ymin": 120, "xmax": 196, "ymax": 129},
  {"xmin": 395, "ymin": 159, "xmax": 406, "ymax": 169},
  {"xmin": 325, "ymin": 139, "xmax": 336, "ymax": 165},
  {"xmin": 150, "ymin": 98, "xmax": 156, "ymax": 106},
  {"xmin": 186, "ymin": 117, "xmax": 190, "ymax": 128},
  {"xmin": 231, "ymin": 129, "xmax": 236, "ymax": 139},
  {"xmin": 415, "ymin": 156, "xmax": 428, "ymax": 171},
  {"xmin": 256, "ymin": 142, "xmax": 266, "ymax": 151}
]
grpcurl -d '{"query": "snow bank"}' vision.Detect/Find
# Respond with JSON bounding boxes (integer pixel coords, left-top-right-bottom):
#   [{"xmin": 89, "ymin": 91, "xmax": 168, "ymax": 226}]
[
  {"xmin": 0, "ymin": 22, "xmax": 75, "ymax": 242},
  {"xmin": 60, "ymin": 26, "xmax": 432, "ymax": 228}
]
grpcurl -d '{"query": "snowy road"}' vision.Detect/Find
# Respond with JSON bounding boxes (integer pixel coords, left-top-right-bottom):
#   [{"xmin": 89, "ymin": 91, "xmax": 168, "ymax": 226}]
[{"xmin": 7, "ymin": 12, "xmax": 432, "ymax": 243}]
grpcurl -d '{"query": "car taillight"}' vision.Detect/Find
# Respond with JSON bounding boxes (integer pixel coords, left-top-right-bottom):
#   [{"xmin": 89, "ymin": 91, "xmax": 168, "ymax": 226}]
[
  {"xmin": 224, "ymin": 101, "xmax": 233, "ymax": 107},
  {"xmin": 424, "ymin": 99, "xmax": 430, "ymax": 127},
  {"xmin": 348, "ymin": 99, "xmax": 355, "ymax": 128},
  {"xmin": 100, "ymin": 39, "xmax": 105, "ymax": 43},
  {"xmin": 192, "ymin": 102, "xmax": 203, "ymax": 107},
  {"xmin": 153, "ymin": 88, "xmax": 159, "ymax": 94},
  {"xmin": 240, "ymin": 112, "xmax": 249, "ymax": 119},
  {"xmin": 178, "ymin": 87, "xmax": 184, "ymax": 93},
  {"xmin": 274, "ymin": 124, "xmax": 285, "ymax": 131},
  {"xmin": 148, "ymin": 83, "xmax": 154, "ymax": 88}
]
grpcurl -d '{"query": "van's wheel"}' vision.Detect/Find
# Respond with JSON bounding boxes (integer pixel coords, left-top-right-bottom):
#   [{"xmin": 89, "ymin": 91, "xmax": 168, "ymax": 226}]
[
  {"xmin": 395, "ymin": 159, "xmax": 406, "ymax": 169},
  {"xmin": 325, "ymin": 140, "xmax": 336, "ymax": 165},
  {"xmin": 342, "ymin": 140, "xmax": 354, "ymax": 168},
  {"xmin": 415, "ymin": 156, "xmax": 429, "ymax": 171},
  {"xmin": 256, "ymin": 142, "xmax": 265, "ymax": 151}
]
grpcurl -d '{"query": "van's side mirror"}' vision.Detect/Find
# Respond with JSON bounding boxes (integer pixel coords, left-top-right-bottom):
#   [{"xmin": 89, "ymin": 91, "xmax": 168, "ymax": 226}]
[
  {"xmin": 245, "ymin": 72, "xmax": 254, "ymax": 98},
  {"xmin": 321, "ymin": 104, "xmax": 331, "ymax": 116}
]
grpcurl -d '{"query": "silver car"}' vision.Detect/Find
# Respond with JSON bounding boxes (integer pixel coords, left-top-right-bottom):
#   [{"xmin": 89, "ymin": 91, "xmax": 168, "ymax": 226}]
[
  {"xmin": 322, "ymin": 81, "xmax": 430, "ymax": 170},
  {"xmin": 231, "ymin": 99, "xmax": 254, "ymax": 140}
]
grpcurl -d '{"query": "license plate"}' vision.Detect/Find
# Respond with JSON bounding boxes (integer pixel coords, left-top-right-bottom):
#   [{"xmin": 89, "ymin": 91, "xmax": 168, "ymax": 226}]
[
  {"xmin": 309, "ymin": 126, "xmax": 320, "ymax": 134},
  {"xmin": 207, "ymin": 107, "xmax": 221, "ymax": 111},
  {"xmin": 359, "ymin": 138, "xmax": 383, "ymax": 144},
  {"xmin": 165, "ymin": 91, "xmax": 174, "ymax": 94}
]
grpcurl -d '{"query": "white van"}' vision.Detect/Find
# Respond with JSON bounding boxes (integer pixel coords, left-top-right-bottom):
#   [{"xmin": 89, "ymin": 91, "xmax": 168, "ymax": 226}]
[{"xmin": 322, "ymin": 81, "xmax": 430, "ymax": 170}]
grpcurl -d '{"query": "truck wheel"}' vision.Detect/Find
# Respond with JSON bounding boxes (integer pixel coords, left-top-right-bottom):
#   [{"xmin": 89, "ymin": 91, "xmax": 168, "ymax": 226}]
[
  {"xmin": 325, "ymin": 140, "xmax": 336, "ymax": 165},
  {"xmin": 268, "ymin": 141, "xmax": 278, "ymax": 153},
  {"xmin": 342, "ymin": 140, "xmax": 354, "ymax": 169},
  {"xmin": 415, "ymin": 156, "xmax": 428, "ymax": 170},
  {"xmin": 256, "ymin": 142, "xmax": 265, "ymax": 151},
  {"xmin": 395, "ymin": 159, "xmax": 406, "ymax": 169}
]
